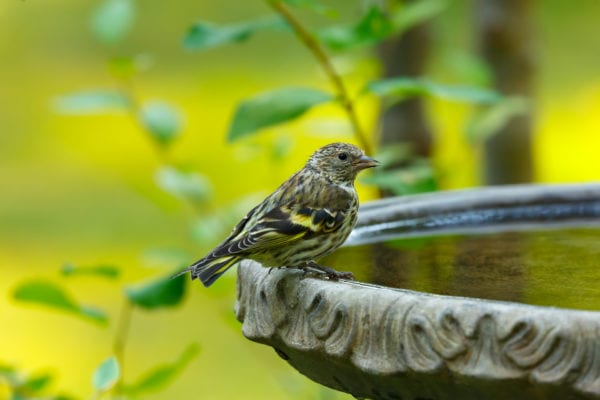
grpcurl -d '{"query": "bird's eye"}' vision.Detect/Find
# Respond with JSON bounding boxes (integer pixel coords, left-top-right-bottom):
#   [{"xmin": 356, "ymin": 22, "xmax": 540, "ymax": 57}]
[{"xmin": 338, "ymin": 152, "xmax": 348, "ymax": 161}]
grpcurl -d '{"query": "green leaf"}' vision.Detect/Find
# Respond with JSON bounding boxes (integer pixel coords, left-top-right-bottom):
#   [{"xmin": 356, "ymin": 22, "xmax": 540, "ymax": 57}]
[
  {"xmin": 22, "ymin": 373, "xmax": 53, "ymax": 393},
  {"xmin": 124, "ymin": 343, "xmax": 200, "ymax": 395},
  {"xmin": 184, "ymin": 16, "xmax": 288, "ymax": 51},
  {"xmin": 108, "ymin": 56, "xmax": 136, "ymax": 79},
  {"xmin": 228, "ymin": 87, "xmax": 332, "ymax": 142},
  {"xmin": 79, "ymin": 306, "xmax": 108, "ymax": 322},
  {"xmin": 391, "ymin": 0, "xmax": 446, "ymax": 34},
  {"xmin": 366, "ymin": 77, "xmax": 501, "ymax": 104},
  {"xmin": 155, "ymin": 166, "xmax": 212, "ymax": 203},
  {"xmin": 91, "ymin": 0, "xmax": 135, "ymax": 45},
  {"xmin": 318, "ymin": 1, "xmax": 445, "ymax": 51},
  {"xmin": 373, "ymin": 142, "xmax": 413, "ymax": 166},
  {"xmin": 12, "ymin": 280, "xmax": 108, "ymax": 325},
  {"xmin": 0, "ymin": 363, "xmax": 15, "ymax": 373},
  {"xmin": 425, "ymin": 83, "xmax": 501, "ymax": 104},
  {"xmin": 54, "ymin": 90, "xmax": 131, "ymax": 114},
  {"xmin": 92, "ymin": 356, "xmax": 120, "ymax": 392},
  {"xmin": 466, "ymin": 97, "xmax": 530, "ymax": 144},
  {"xmin": 108, "ymin": 54, "xmax": 153, "ymax": 79},
  {"xmin": 319, "ymin": 6, "xmax": 392, "ymax": 51},
  {"xmin": 61, "ymin": 263, "xmax": 120, "ymax": 279},
  {"xmin": 0, "ymin": 364, "xmax": 17, "ymax": 384},
  {"xmin": 0, "ymin": 367, "xmax": 57, "ymax": 399},
  {"xmin": 361, "ymin": 160, "xmax": 437, "ymax": 195},
  {"xmin": 125, "ymin": 273, "xmax": 187, "ymax": 309},
  {"xmin": 139, "ymin": 101, "xmax": 183, "ymax": 147},
  {"xmin": 367, "ymin": 77, "xmax": 427, "ymax": 97},
  {"xmin": 50, "ymin": 395, "xmax": 78, "ymax": 400},
  {"xmin": 444, "ymin": 52, "xmax": 493, "ymax": 87},
  {"xmin": 13, "ymin": 281, "xmax": 73, "ymax": 311}
]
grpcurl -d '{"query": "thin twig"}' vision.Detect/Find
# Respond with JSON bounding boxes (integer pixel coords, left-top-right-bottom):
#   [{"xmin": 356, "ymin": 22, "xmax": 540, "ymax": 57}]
[
  {"xmin": 117, "ymin": 77, "xmax": 210, "ymax": 216},
  {"xmin": 117, "ymin": 77, "xmax": 170, "ymax": 165},
  {"xmin": 268, "ymin": 1, "xmax": 373, "ymax": 155},
  {"xmin": 113, "ymin": 300, "xmax": 133, "ymax": 393}
]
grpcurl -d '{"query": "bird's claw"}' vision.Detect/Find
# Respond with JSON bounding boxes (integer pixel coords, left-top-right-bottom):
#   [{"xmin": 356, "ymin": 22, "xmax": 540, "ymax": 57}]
[
  {"xmin": 292, "ymin": 262, "xmax": 354, "ymax": 282},
  {"xmin": 327, "ymin": 270, "xmax": 354, "ymax": 281},
  {"xmin": 268, "ymin": 266, "xmax": 286, "ymax": 275}
]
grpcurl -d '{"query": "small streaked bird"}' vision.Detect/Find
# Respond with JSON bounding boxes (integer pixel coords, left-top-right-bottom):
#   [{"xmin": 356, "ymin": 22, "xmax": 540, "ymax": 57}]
[{"xmin": 176, "ymin": 142, "xmax": 379, "ymax": 287}]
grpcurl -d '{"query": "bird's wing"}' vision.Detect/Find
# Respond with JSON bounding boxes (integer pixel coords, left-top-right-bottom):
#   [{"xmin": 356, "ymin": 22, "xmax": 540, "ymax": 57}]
[
  {"xmin": 220, "ymin": 203, "xmax": 261, "ymax": 243},
  {"xmin": 212, "ymin": 204, "xmax": 347, "ymax": 257}
]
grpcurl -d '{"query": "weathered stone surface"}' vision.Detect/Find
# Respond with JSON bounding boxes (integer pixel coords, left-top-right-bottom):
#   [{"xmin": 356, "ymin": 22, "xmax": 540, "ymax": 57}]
[
  {"xmin": 235, "ymin": 184, "xmax": 600, "ymax": 400},
  {"xmin": 236, "ymin": 262, "xmax": 600, "ymax": 400}
]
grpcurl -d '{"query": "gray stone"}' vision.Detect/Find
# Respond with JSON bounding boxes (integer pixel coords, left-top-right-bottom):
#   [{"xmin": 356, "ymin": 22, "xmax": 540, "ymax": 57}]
[{"xmin": 235, "ymin": 184, "xmax": 600, "ymax": 400}]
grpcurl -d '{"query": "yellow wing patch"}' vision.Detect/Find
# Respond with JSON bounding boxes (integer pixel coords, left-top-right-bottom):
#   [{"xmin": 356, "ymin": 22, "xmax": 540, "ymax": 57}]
[
  {"xmin": 290, "ymin": 212, "xmax": 314, "ymax": 228},
  {"xmin": 248, "ymin": 230, "xmax": 306, "ymax": 252}
]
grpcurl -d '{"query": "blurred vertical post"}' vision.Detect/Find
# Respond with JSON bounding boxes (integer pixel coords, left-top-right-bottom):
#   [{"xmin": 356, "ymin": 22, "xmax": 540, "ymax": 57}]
[
  {"xmin": 377, "ymin": 0, "xmax": 434, "ymax": 163},
  {"xmin": 371, "ymin": 0, "xmax": 434, "ymax": 278},
  {"xmin": 475, "ymin": 0, "xmax": 535, "ymax": 184}
]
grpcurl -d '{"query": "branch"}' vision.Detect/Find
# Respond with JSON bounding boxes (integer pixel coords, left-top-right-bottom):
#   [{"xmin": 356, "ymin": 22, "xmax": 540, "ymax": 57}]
[
  {"xmin": 268, "ymin": 1, "xmax": 373, "ymax": 155},
  {"xmin": 113, "ymin": 300, "xmax": 133, "ymax": 393}
]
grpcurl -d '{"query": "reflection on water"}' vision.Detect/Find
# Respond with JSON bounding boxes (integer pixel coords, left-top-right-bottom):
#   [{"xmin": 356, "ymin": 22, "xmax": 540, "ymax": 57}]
[{"xmin": 325, "ymin": 228, "xmax": 600, "ymax": 310}]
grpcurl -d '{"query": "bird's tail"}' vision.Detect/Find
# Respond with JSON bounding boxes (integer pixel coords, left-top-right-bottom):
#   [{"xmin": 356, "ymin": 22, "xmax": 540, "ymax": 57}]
[{"xmin": 173, "ymin": 255, "xmax": 241, "ymax": 287}]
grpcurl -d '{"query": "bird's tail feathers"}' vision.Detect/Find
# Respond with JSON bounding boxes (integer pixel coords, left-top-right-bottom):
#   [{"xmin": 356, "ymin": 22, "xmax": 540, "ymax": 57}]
[
  {"xmin": 188, "ymin": 255, "xmax": 241, "ymax": 287},
  {"xmin": 171, "ymin": 266, "xmax": 192, "ymax": 279}
]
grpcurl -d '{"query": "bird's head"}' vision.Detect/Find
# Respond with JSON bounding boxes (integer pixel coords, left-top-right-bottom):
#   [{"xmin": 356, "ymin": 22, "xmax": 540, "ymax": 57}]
[{"xmin": 307, "ymin": 143, "xmax": 379, "ymax": 184}]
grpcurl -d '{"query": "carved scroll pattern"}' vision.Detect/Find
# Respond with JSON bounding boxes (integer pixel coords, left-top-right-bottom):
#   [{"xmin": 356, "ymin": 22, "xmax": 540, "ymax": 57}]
[{"xmin": 235, "ymin": 261, "xmax": 600, "ymax": 397}]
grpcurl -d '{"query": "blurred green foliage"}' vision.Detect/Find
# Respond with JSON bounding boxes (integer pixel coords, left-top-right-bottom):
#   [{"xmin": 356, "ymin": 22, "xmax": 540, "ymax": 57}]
[
  {"xmin": 92, "ymin": 357, "xmax": 120, "ymax": 393},
  {"xmin": 11, "ymin": 267, "xmax": 198, "ymax": 399},
  {"xmin": 184, "ymin": 16, "xmax": 289, "ymax": 50},
  {"xmin": 122, "ymin": 343, "xmax": 200, "ymax": 396},
  {"xmin": 365, "ymin": 77, "xmax": 501, "ymax": 104},
  {"xmin": 91, "ymin": 0, "xmax": 135, "ymax": 45},
  {"xmin": 182, "ymin": 0, "xmax": 506, "ymax": 194},
  {"xmin": 228, "ymin": 87, "xmax": 333, "ymax": 141},
  {"xmin": 61, "ymin": 263, "xmax": 121, "ymax": 279},
  {"xmin": 125, "ymin": 273, "xmax": 186, "ymax": 310},
  {"xmin": 0, "ymin": 365, "xmax": 71, "ymax": 400},
  {"xmin": 13, "ymin": 280, "xmax": 109, "ymax": 325},
  {"xmin": 2, "ymin": 0, "xmax": 600, "ymax": 399}
]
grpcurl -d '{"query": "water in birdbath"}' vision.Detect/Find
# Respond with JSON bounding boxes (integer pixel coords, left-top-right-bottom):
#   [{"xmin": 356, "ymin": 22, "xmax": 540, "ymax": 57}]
[{"xmin": 324, "ymin": 227, "xmax": 600, "ymax": 311}]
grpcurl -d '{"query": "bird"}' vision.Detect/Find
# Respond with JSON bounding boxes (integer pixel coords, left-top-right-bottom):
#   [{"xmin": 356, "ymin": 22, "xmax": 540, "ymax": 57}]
[{"xmin": 175, "ymin": 142, "xmax": 379, "ymax": 287}]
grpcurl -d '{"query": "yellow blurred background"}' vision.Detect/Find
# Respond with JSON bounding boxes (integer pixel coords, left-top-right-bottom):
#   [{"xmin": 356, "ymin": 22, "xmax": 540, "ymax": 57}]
[{"xmin": 1, "ymin": 0, "xmax": 599, "ymax": 399}]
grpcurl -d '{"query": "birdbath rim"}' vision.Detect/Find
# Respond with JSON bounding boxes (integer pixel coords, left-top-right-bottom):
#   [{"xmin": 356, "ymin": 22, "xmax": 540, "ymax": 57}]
[{"xmin": 234, "ymin": 182, "xmax": 600, "ymax": 400}]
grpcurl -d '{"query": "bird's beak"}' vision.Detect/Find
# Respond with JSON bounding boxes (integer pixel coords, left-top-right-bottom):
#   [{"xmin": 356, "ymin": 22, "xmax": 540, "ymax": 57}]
[{"xmin": 354, "ymin": 155, "xmax": 380, "ymax": 171}]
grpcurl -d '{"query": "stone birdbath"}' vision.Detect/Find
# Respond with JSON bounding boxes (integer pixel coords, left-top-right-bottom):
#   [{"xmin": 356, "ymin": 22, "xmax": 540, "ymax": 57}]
[{"xmin": 235, "ymin": 183, "xmax": 600, "ymax": 400}]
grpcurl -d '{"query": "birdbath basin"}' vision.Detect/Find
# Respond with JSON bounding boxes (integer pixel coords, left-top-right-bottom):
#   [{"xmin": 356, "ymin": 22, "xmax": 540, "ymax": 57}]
[{"xmin": 234, "ymin": 183, "xmax": 600, "ymax": 399}]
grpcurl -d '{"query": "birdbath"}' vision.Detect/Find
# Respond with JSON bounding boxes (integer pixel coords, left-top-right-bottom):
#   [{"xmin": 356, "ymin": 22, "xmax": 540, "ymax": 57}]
[{"xmin": 234, "ymin": 183, "xmax": 600, "ymax": 400}]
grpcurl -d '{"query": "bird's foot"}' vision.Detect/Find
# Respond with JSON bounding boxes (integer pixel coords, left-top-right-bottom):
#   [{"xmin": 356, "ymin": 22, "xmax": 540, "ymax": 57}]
[
  {"xmin": 292, "ymin": 261, "xmax": 354, "ymax": 281},
  {"xmin": 267, "ymin": 266, "xmax": 286, "ymax": 275}
]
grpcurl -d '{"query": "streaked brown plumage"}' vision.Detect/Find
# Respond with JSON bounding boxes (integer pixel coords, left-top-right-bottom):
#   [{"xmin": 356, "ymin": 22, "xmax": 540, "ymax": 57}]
[{"xmin": 176, "ymin": 142, "xmax": 379, "ymax": 287}]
